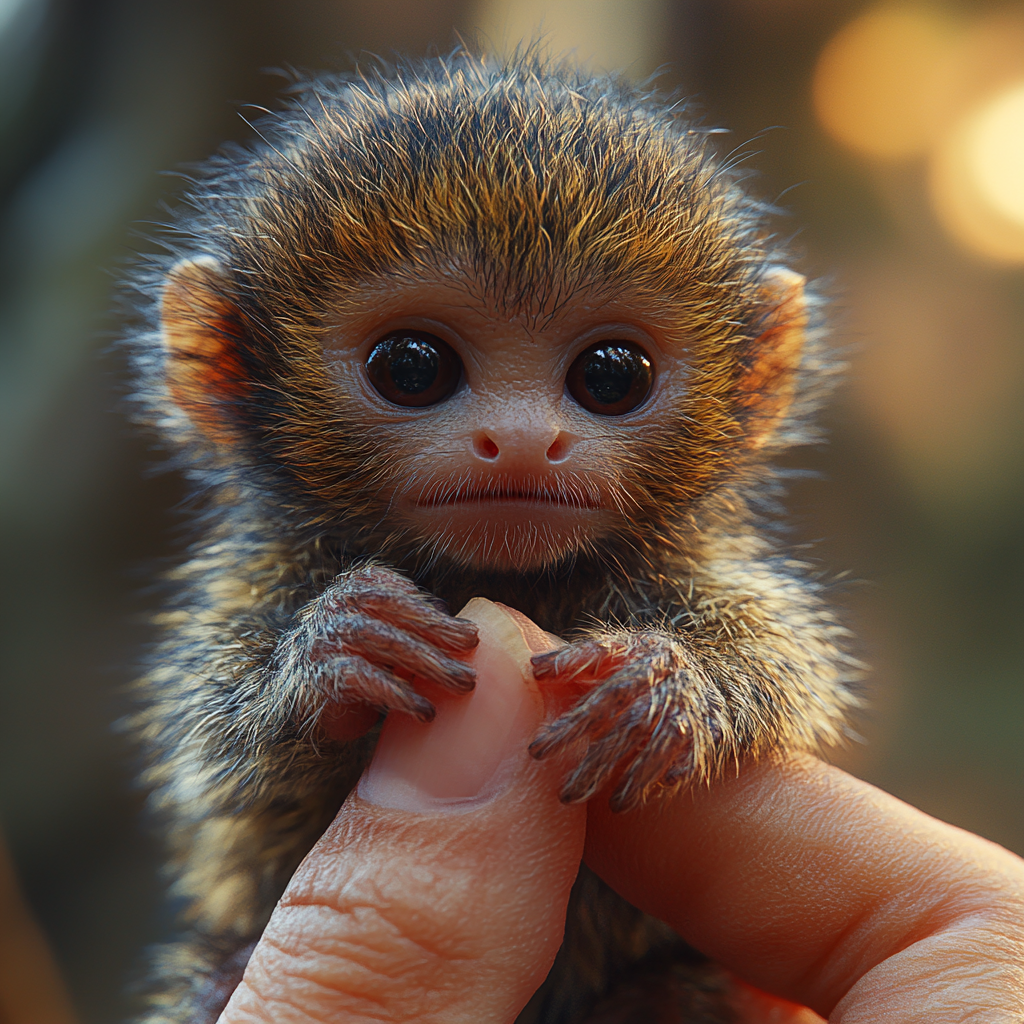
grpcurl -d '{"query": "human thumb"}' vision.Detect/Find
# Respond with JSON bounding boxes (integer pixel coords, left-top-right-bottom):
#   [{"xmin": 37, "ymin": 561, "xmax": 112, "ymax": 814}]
[{"xmin": 219, "ymin": 599, "xmax": 584, "ymax": 1024}]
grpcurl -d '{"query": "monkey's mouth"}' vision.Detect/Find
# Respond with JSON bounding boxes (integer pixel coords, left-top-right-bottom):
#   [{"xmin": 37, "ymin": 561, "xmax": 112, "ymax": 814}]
[
  {"xmin": 414, "ymin": 478, "xmax": 602, "ymax": 510},
  {"xmin": 401, "ymin": 475, "xmax": 612, "ymax": 570}
]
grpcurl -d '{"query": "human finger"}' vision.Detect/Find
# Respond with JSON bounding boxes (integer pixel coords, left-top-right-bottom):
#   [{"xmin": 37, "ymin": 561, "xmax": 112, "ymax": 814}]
[
  {"xmin": 219, "ymin": 598, "xmax": 582, "ymax": 1024},
  {"xmin": 585, "ymin": 753, "xmax": 1024, "ymax": 1021}
]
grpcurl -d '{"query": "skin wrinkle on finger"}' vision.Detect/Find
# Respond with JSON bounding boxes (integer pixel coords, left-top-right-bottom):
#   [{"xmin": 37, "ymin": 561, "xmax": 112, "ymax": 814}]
[
  {"xmin": 584, "ymin": 753, "xmax": 1024, "ymax": 1020},
  {"xmin": 252, "ymin": 910, "xmax": 451, "ymax": 1018},
  {"xmin": 265, "ymin": 900, "xmax": 465, "ymax": 966},
  {"xmin": 240, "ymin": 962, "xmax": 400, "ymax": 1024},
  {"xmin": 279, "ymin": 841, "xmax": 494, "ymax": 966},
  {"xmin": 251, "ymin": 930, "xmax": 400, "ymax": 1003},
  {"xmin": 231, "ymin": 803, "xmax": 582, "ymax": 1022},
  {"xmin": 833, "ymin": 925, "xmax": 1024, "ymax": 1023}
]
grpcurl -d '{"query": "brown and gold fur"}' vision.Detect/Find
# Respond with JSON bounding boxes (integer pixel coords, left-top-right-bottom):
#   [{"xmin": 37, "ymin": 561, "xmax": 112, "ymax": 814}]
[{"xmin": 123, "ymin": 51, "xmax": 861, "ymax": 1023}]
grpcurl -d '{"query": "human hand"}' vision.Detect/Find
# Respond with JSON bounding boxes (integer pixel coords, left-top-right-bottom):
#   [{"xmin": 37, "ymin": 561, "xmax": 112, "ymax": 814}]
[{"xmin": 218, "ymin": 600, "xmax": 1024, "ymax": 1023}]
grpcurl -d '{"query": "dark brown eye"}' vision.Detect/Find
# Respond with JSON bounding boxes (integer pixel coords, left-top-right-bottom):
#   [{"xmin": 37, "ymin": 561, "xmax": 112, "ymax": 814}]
[
  {"xmin": 366, "ymin": 331, "xmax": 462, "ymax": 407},
  {"xmin": 566, "ymin": 341, "xmax": 654, "ymax": 415}
]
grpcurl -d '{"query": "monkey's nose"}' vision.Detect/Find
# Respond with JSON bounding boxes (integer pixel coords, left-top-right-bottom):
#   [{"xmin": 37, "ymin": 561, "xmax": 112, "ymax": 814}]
[{"xmin": 471, "ymin": 429, "xmax": 576, "ymax": 465}]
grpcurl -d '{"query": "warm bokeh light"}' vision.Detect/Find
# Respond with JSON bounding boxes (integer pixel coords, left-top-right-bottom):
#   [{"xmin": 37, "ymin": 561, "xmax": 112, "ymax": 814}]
[
  {"xmin": 969, "ymin": 83, "xmax": 1024, "ymax": 229},
  {"xmin": 949, "ymin": 10, "xmax": 1024, "ymax": 119},
  {"xmin": 470, "ymin": 0, "xmax": 665, "ymax": 74},
  {"xmin": 812, "ymin": 7, "xmax": 958, "ymax": 160},
  {"xmin": 930, "ymin": 81, "xmax": 1024, "ymax": 265},
  {"xmin": 816, "ymin": 7, "xmax": 1024, "ymax": 263}
]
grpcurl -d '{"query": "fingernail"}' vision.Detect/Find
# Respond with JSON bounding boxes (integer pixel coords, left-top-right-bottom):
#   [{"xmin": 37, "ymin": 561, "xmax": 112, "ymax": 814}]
[{"xmin": 357, "ymin": 599, "xmax": 558, "ymax": 812}]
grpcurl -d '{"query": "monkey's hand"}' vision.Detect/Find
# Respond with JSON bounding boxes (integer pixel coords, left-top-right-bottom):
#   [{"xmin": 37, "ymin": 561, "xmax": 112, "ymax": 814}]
[
  {"xmin": 529, "ymin": 631, "xmax": 721, "ymax": 812},
  {"xmin": 276, "ymin": 565, "xmax": 479, "ymax": 729}
]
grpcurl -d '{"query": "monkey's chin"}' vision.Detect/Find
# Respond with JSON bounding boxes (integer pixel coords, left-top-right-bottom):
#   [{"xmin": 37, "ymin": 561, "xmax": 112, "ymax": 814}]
[{"xmin": 407, "ymin": 505, "xmax": 606, "ymax": 573}]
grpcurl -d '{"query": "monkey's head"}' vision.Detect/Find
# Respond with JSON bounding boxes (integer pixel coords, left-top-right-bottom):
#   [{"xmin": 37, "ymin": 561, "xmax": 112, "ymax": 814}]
[{"xmin": 145, "ymin": 53, "xmax": 818, "ymax": 576}]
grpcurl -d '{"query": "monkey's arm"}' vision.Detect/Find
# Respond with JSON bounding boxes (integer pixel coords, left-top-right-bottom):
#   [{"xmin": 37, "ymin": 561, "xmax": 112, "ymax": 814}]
[
  {"xmin": 144, "ymin": 561, "xmax": 477, "ymax": 807},
  {"xmin": 138, "ymin": 561, "xmax": 477, "ymax": 926},
  {"xmin": 136, "ymin": 561, "xmax": 479, "ymax": 1021},
  {"xmin": 529, "ymin": 550, "xmax": 862, "ymax": 812}
]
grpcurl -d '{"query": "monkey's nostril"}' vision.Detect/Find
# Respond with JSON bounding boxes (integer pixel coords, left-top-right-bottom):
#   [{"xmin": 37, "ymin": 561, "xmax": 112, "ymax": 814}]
[
  {"xmin": 546, "ymin": 433, "xmax": 573, "ymax": 463},
  {"xmin": 473, "ymin": 433, "xmax": 500, "ymax": 460}
]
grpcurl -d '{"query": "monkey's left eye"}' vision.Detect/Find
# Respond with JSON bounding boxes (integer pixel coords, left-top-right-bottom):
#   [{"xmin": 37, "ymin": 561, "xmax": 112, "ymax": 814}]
[
  {"xmin": 366, "ymin": 331, "xmax": 462, "ymax": 407},
  {"xmin": 566, "ymin": 342, "xmax": 654, "ymax": 415}
]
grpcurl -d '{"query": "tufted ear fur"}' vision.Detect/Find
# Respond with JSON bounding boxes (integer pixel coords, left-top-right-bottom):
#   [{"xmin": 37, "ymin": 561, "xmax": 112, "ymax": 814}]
[
  {"xmin": 160, "ymin": 258, "xmax": 247, "ymax": 445},
  {"xmin": 737, "ymin": 267, "xmax": 808, "ymax": 449}
]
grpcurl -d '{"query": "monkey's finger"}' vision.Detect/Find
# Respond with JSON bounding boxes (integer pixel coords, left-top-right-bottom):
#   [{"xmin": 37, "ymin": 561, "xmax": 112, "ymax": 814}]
[
  {"xmin": 342, "ymin": 588, "xmax": 480, "ymax": 653},
  {"xmin": 558, "ymin": 703, "xmax": 658, "ymax": 805},
  {"xmin": 329, "ymin": 615, "xmax": 476, "ymax": 694},
  {"xmin": 324, "ymin": 654, "xmax": 436, "ymax": 722},
  {"xmin": 609, "ymin": 714, "xmax": 693, "ymax": 812},
  {"xmin": 530, "ymin": 638, "xmax": 626, "ymax": 682},
  {"xmin": 529, "ymin": 668, "xmax": 653, "ymax": 760},
  {"xmin": 317, "ymin": 576, "xmax": 479, "ymax": 654},
  {"xmin": 325, "ymin": 568, "xmax": 479, "ymax": 653},
  {"xmin": 377, "ymin": 598, "xmax": 480, "ymax": 654},
  {"xmin": 528, "ymin": 692, "xmax": 626, "ymax": 760}
]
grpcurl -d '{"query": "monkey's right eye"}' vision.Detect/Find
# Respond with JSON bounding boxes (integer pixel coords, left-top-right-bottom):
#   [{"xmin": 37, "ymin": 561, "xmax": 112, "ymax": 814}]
[{"xmin": 366, "ymin": 331, "xmax": 462, "ymax": 407}]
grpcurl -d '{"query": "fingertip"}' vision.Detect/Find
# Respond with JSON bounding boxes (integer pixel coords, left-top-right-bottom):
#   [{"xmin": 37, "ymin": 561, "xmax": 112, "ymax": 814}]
[
  {"xmin": 360, "ymin": 601, "xmax": 548, "ymax": 812},
  {"xmin": 492, "ymin": 602, "xmax": 564, "ymax": 656}
]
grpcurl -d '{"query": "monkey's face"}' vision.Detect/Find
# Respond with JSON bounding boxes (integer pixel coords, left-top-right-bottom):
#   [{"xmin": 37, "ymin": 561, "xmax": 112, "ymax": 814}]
[
  {"xmin": 319, "ymin": 276, "xmax": 687, "ymax": 572},
  {"xmin": 160, "ymin": 258, "xmax": 806, "ymax": 576}
]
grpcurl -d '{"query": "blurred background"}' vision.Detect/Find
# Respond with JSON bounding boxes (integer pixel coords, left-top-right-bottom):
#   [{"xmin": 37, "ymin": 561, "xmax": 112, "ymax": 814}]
[{"xmin": 0, "ymin": 0, "xmax": 1020, "ymax": 1019}]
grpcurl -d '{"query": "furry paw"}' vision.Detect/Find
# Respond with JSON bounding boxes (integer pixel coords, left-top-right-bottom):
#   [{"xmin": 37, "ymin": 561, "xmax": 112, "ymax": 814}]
[
  {"xmin": 283, "ymin": 565, "xmax": 479, "ymax": 726},
  {"xmin": 530, "ymin": 632, "xmax": 714, "ymax": 811}
]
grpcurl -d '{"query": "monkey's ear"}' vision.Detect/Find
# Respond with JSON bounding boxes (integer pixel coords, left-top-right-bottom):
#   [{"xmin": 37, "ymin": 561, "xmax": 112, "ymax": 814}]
[
  {"xmin": 737, "ymin": 267, "xmax": 808, "ymax": 449},
  {"xmin": 160, "ymin": 258, "xmax": 246, "ymax": 444}
]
